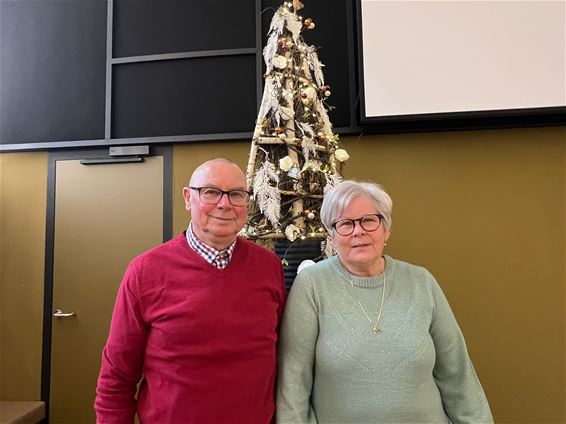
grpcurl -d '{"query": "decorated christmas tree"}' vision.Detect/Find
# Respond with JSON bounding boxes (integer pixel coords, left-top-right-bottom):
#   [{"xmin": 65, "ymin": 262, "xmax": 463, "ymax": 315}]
[{"xmin": 242, "ymin": 0, "xmax": 349, "ymax": 260}]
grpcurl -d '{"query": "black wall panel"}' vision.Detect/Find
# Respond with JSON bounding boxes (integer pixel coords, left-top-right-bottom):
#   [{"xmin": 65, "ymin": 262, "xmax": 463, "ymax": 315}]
[
  {"xmin": 1, "ymin": 0, "xmax": 358, "ymax": 149},
  {"xmin": 112, "ymin": 55, "xmax": 257, "ymax": 138},
  {"xmin": 113, "ymin": 0, "xmax": 255, "ymax": 57},
  {"xmin": 0, "ymin": 0, "xmax": 107, "ymax": 145}
]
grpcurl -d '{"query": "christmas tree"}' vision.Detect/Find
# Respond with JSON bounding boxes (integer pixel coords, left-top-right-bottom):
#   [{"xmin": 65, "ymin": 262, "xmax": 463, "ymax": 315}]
[{"xmin": 242, "ymin": 0, "xmax": 349, "ymax": 259}]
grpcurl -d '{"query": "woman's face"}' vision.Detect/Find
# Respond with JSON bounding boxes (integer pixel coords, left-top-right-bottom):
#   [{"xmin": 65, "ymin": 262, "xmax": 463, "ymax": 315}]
[{"xmin": 331, "ymin": 195, "xmax": 390, "ymax": 276}]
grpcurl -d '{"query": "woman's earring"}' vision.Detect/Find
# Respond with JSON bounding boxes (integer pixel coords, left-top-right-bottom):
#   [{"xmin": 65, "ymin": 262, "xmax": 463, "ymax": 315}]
[{"xmin": 384, "ymin": 242, "xmax": 387, "ymax": 246}]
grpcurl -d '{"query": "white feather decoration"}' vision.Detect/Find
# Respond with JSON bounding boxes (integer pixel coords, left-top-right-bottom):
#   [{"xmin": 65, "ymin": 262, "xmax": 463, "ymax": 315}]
[
  {"xmin": 297, "ymin": 123, "xmax": 317, "ymax": 161},
  {"xmin": 306, "ymin": 46, "xmax": 325, "ymax": 87},
  {"xmin": 253, "ymin": 160, "xmax": 281, "ymax": 227},
  {"xmin": 301, "ymin": 136, "xmax": 317, "ymax": 162},
  {"xmin": 269, "ymin": 8, "xmax": 286, "ymax": 36},
  {"xmin": 297, "ymin": 121, "xmax": 315, "ymax": 138},
  {"xmin": 255, "ymin": 78, "xmax": 279, "ymax": 128},
  {"xmin": 323, "ymin": 172, "xmax": 343, "ymax": 193},
  {"xmin": 262, "ymin": 186, "xmax": 281, "ymax": 227},
  {"xmin": 315, "ymin": 100, "xmax": 333, "ymax": 136},
  {"xmin": 253, "ymin": 160, "xmax": 278, "ymax": 197},
  {"xmin": 285, "ymin": 13, "xmax": 303, "ymax": 44},
  {"xmin": 255, "ymin": 80, "xmax": 271, "ymax": 124},
  {"xmin": 282, "ymin": 88, "xmax": 294, "ymax": 107},
  {"xmin": 263, "ymin": 33, "xmax": 279, "ymax": 72}
]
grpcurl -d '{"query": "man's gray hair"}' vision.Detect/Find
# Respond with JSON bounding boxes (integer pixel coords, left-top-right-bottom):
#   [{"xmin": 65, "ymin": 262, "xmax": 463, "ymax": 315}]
[{"xmin": 320, "ymin": 180, "xmax": 393, "ymax": 233}]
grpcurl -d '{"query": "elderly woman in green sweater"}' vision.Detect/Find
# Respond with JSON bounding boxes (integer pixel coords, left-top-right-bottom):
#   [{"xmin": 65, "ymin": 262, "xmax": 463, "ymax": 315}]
[{"xmin": 276, "ymin": 180, "xmax": 493, "ymax": 423}]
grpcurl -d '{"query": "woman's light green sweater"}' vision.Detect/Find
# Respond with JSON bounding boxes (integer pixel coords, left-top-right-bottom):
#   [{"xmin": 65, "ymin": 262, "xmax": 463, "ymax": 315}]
[{"xmin": 276, "ymin": 255, "xmax": 493, "ymax": 424}]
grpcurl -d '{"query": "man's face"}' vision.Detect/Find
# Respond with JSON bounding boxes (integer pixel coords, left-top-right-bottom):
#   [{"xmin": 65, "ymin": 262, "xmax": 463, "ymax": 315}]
[{"xmin": 183, "ymin": 161, "xmax": 248, "ymax": 250}]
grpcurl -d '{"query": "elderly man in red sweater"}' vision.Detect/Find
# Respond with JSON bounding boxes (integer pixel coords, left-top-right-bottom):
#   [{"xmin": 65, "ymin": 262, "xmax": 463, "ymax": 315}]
[{"xmin": 95, "ymin": 158, "xmax": 286, "ymax": 423}]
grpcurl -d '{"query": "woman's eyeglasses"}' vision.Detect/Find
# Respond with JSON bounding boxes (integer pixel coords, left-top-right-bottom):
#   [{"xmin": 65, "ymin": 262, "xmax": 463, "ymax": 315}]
[{"xmin": 332, "ymin": 214, "xmax": 383, "ymax": 236}]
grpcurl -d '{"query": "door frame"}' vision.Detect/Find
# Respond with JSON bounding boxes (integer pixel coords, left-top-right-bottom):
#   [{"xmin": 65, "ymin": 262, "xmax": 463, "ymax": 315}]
[{"xmin": 40, "ymin": 146, "xmax": 172, "ymax": 420}]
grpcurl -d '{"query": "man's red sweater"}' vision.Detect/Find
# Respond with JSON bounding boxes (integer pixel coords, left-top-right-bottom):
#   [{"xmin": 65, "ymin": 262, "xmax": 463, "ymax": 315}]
[{"xmin": 95, "ymin": 233, "xmax": 286, "ymax": 423}]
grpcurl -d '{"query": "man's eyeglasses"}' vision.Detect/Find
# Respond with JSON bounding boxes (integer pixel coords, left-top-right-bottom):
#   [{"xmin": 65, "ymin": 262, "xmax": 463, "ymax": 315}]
[
  {"xmin": 332, "ymin": 214, "xmax": 384, "ymax": 236},
  {"xmin": 190, "ymin": 186, "xmax": 250, "ymax": 206}
]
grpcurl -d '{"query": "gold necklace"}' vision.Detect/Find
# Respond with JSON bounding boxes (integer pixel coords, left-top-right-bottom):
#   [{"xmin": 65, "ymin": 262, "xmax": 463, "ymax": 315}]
[{"xmin": 348, "ymin": 258, "xmax": 386, "ymax": 333}]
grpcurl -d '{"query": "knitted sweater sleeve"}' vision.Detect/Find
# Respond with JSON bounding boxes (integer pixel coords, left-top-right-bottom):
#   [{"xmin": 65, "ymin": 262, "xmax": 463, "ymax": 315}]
[
  {"xmin": 276, "ymin": 269, "xmax": 319, "ymax": 424},
  {"xmin": 428, "ymin": 273, "xmax": 494, "ymax": 424},
  {"xmin": 95, "ymin": 262, "xmax": 148, "ymax": 424}
]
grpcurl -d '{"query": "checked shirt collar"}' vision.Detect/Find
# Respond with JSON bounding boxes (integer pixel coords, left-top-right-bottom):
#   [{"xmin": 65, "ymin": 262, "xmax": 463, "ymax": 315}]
[{"xmin": 186, "ymin": 222, "xmax": 236, "ymax": 270}]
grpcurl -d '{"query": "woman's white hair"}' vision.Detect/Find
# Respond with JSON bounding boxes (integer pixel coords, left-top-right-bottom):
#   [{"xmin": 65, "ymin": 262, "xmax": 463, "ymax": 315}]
[{"xmin": 320, "ymin": 180, "xmax": 393, "ymax": 233}]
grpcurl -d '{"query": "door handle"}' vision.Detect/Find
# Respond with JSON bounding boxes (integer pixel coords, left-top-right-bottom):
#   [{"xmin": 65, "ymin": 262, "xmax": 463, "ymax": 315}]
[{"xmin": 53, "ymin": 309, "xmax": 76, "ymax": 318}]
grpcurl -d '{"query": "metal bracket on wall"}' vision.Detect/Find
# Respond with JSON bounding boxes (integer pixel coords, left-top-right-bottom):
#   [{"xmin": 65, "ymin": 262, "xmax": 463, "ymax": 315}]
[
  {"xmin": 80, "ymin": 145, "xmax": 149, "ymax": 165},
  {"xmin": 80, "ymin": 157, "xmax": 144, "ymax": 165}
]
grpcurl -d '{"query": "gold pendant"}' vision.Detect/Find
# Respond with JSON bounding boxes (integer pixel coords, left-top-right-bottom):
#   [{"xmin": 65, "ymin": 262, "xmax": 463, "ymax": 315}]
[{"xmin": 373, "ymin": 324, "xmax": 381, "ymax": 333}]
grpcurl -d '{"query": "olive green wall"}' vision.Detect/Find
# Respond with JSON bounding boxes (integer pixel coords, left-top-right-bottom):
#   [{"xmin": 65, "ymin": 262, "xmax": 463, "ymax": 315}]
[
  {"xmin": 338, "ymin": 127, "xmax": 565, "ymax": 423},
  {"xmin": 172, "ymin": 127, "xmax": 565, "ymax": 423},
  {"xmin": 1, "ymin": 126, "xmax": 564, "ymax": 423},
  {"xmin": 0, "ymin": 152, "xmax": 47, "ymax": 399}
]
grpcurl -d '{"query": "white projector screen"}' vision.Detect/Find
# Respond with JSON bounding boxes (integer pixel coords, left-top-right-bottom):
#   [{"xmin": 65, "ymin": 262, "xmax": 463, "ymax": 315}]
[{"xmin": 359, "ymin": 0, "xmax": 566, "ymax": 119}]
